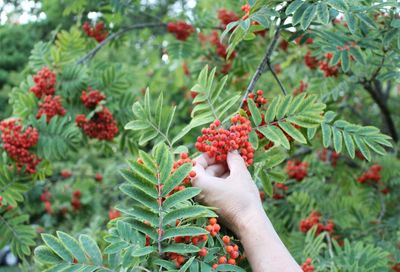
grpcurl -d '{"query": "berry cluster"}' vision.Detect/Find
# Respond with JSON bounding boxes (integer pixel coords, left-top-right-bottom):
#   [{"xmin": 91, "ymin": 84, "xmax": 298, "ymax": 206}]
[
  {"xmin": 212, "ymin": 235, "xmax": 241, "ymax": 268},
  {"xmin": 195, "ymin": 116, "xmax": 254, "ymax": 166},
  {"xmin": 30, "ymin": 67, "xmax": 56, "ymax": 98},
  {"xmin": 95, "ymin": 173, "xmax": 103, "ymax": 182},
  {"xmin": 357, "ymin": 164, "xmax": 382, "ymax": 184},
  {"xmin": 205, "ymin": 217, "xmax": 221, "ymax": 237},
  {"xmin": 301, "ymin": 258, "xmax": 315, "ymax": 272},
  {"xmin": 242, "ymin": 90, "xmax": 268, "ymax": 116},
  {"xmin": 299, "ymin": 211, "xmax": 334, "ymax": 235},
  {"xmin": 108, "ymin": 208, "xmax": 121, "ymax": 220},
  {"xmin": 293, "ymin": 80, "xmax": 308, "ymax": 96},
  {"xmin": 36, "ymin": 95, "xmax": 66, "ymax": 122},
  {"xmin": 241, "ymin": 4, "xmax": 251, "ymax": 20},
  {"xmin": 319, "ymin": 149, "xmax": 340, "ymax": 167},
  {"xmin": 304, "ymin": 51, "xmax": 319, "ymax": 70},
  {"xmin": 80, "ymin": 89, "xmax": 106, "ymax": 108},
  {"xmin": 71, "ymin": 190, "xmax": 81, "ymax": 211},
  {"xmin": 286, "ymin": 160, "xmax": 308, "ymax": 182},
  {"xmin": 76, "ymin": 89, "xmax": 118, "ymax": 141},
  {"xmin": 0, "ymin": 119, "xmax": 40, "ymax": 173},
  {"xmin": 210, "ymin": 31, "xmax": 236, "ymax": 61},
  {"xmin": 60, "ymin": 169, "xmax": 72, "ymax": 178},
  {"xmin": 217, "ymin": 9, "xmax": 239, "ymax": 27},
  {"xmin": 40, "ymin": 189, "xmax": 52, "ymax": 214},
  {"xmin": 273, "ymin": 182, "xmax": 289, "ymax": 200},
  {"xmin": 296, "ymin": 36, "xmax": 314, "ymax": 45},
  {"xmin": 167, "ymin": 21, "xmax": 194, "ymax": 41},
  {"xmin": 82, "ymin": 21, "xmax": 108, "ymax": 43},
  {"xmin": 279, "ymin": 40, "xmax": 289, "ymax": 51}
]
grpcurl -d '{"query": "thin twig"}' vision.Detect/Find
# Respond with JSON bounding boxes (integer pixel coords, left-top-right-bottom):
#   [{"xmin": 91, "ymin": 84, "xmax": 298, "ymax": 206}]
[
  {"xmin": 76, "ymin": 22, "xmax": 167, "ymax": 65},
  {"xmin": 240, "ymin": 19, "xmax": 286, "ymax": 108}
]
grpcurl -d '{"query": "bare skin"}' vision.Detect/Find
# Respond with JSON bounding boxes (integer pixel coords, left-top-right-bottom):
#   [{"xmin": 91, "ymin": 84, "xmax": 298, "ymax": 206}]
[{"xmin": 193, "ymin": 151, "xmax": 301, "ymax": 272}]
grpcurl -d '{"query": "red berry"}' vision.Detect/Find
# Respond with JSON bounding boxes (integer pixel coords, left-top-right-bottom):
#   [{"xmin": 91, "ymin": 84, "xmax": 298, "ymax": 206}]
[
  {"xmin": 218, "ymin": 256, "xmax": 227, "ymax": 264},
  {"xmin": 198, "ymin": 248, "xmax": 208, "ymax": 257}
]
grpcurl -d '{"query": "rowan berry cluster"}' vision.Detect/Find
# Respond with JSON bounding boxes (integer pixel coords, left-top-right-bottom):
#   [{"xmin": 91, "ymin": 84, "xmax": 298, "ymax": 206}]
[
  {"xmin": 301, "ymin": 258, "xmax": 315, "ymax": 272},
  {"xmin": 242, "ymin": 90, "xmax": 268, "ymax": 116},
  {"xmin": 40, "ymin": 189, "xmax": 52, "ymax": 214},
  {"xmin": 195, "ymin": 116, "xmax": 254, "ymax": 166},
  {"xmin": 296, "ymin": 36, "xmax": 314, "ymax": 45},
  {"xmin": 36, "ymin": 95, "xmax": 66, "ymax": 122},
  {"xmin": 286, "ymin": 160, "xmax": 308, "ymax": 181},
  {"xmin": 60, "ymin": 169, "xmax": 72, "ymax": 178},
  {"xmin": 279, "ymin": 40, "xmax": 289, "ymax": 51},
  {"xmin": 293, "ymin": 80, "xmax": 308, "ymax": 96},
  {"xmin": 76, "ymin": 90, "xmax": 118, "ymax": 141},
  {"xmin": 108, "ymin": 208, "xmax": 121, "ymax": 220},
  {"xmin": 82, "ymin": 21, "xmax": 109, "ymax": 43},
  {"xmin": 0, "ymin": 119, "xmax": 40, "ymax": 173},
  {"xmin": 392, "ymin": 263, "xmax": 400, "ymax": 272},
  {"xmin": 299, "ymin": 211, "xmax": 334, "ymax": 235},
  {"xmin": 205, "ymin": 217, "xmax": 221, "ymax": 237},
  {"xmin": 304, "ymin": 51, "xmax": 319, "ymax": 70},
  {"xmin": 241, "ymin": 4, "xmax": 251, "ymax": 20},
  {"xmin": 273, "ymin": 182, "xmax": 289, "ymax": 200},
  {"xmin": 213, "ymin": 235, "xmax": 241, "ymax": 268},
  {"xmin": 210, "ymin": 31, "xmax": 236, "ymax": 61},
  {"xmin": 71, "ymin": 190, "xmax": 81, "ymax": 211},
  {"xmin": 80, "ymin": 89, "xmax": 106, "ymax": 108},
  {"xmin": 319, "ymin": 149, "xmax": 340, "ymax": 167},
  {"xmin": 217, "ymin": 9, "xmax": 239, "ymax": 27},
  {"xmin": 357, "ymin": 164, "xmax": 382, "ymax": 184},
  {"xmin": 30, "ymin": 67, "xmax": 56, "ymax": 98},
  {"xmin": 167, "ymin": 21, "xmax": 194, "ymax": 41}
]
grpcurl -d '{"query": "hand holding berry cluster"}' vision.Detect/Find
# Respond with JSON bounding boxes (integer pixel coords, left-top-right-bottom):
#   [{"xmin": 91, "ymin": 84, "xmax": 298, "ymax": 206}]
[
  {"xmin": 286, "ymin": 160, "xmax": 308, "ymax": 181},
  {"xmin": 167, "ymin": 21, "xmax": 194, "ymax": 41},
  {"xmin": 299, "ymin": 211, "xmax": 334, "ymax": 235},
  {"xmin": 195, "ymin": 115, "xmax": 254, "ymax": 166},
  {"xmin": 0, "ymin": 119, "xmax": 40, "ymax": 173},
  {"xmin": 82, "ymin": 21, "xmax": 109, "ymax": 43}
]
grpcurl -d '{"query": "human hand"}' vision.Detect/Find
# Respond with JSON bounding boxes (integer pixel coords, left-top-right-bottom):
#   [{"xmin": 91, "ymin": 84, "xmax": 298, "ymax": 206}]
[{"xmin": 192, "ymin": 151, "xmax": 264, "ymax": 235}]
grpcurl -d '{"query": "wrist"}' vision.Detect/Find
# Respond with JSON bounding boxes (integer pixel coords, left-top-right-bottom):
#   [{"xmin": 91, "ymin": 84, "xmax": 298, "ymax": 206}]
[{"xmin": 233, "ymin": 203, "xmax": 271, "ymax": 239}]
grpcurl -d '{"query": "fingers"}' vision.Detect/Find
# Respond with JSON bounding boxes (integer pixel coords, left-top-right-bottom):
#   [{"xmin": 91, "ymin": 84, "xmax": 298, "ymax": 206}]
[
  {"xmin": 205, "ymin": 164, "xmax": 228, "ymax": 177},
  {"xmin": 195, "ymin": 153, "xmax": 216, "ymax": 169},
  {"xmin": 227, "ymin": 151, "xmax": 248, "ymax": 177}
]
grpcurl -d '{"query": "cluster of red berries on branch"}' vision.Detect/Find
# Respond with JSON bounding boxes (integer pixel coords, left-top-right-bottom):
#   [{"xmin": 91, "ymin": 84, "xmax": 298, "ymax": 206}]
[
  {"xmin": 319, "ymin": 149, "xmax": 340, "ymax": 167},
  {"xmin": 36, "ymin": 95, "xmax": 66, "ymax": 122},
  {"xmin": 75, "ymin": 89, "xmax": 118, "ymax": 141},
  {"xmin": 293, "ymin": 80, "xmax": 308, "ymax": 96},
  {"xmin": 82, "ymin": 21, "xmax": 109, "ymax": 43},
  {"xmin": 242, "ymin": 90, "xmax": 268, "ymax": 116},
  {"xmin": 392, "ymin": 263, "xmax": 400, "ymax": 272},
  {"xmin": 304, "ymin": 51, "xmax": 320, "ymax": 70},
  {"xmin": 241, "ymin": 4, "xmax": 251, "ymax": 20},
  {"xmin": 31, "ymin": 67, "xmax": 67, "ymax": 122},
  {"xmin": 71, "ymin": 190, "xmax": 81, "ymax": 211},
  {"xmin": 40, "ymin": 189, "xmax": 52, "ymax": 214},
  {"xmin": 301, "ymin": 258, "xmax": 315, "ymax": 272},
  {"xmin": 60, "ymin": 169, "xmax": 72, "ymax": 178},
  {"xmin": 319, "ymin": 53, "xmax": 340, "ymax": 77},
  {"xmin": 0, "ymin": 119, "xmax": 40, "ymax": 173},
  {"xmin": 213, "ymin": 235, "xmax": 241, "ymax": 267},
  {"xmin": 357, "ymin": 164, "xmax": 382, "ymax": 184},
  {"xmin": 296, "ymin": 36, "xmax": 314, "ymax": 45},
  {"xmin": 299, "ymin": 211, "xmax": 334, "ymax": 235},
  {"xmin": 108, "ymin": 208, "xmax": 121, "ymax": 220},
  {"xmin": 195, "ymin": 116, "xmax": 254, "ymax": 166},
  {"xmin": 30, "ymin": 67, "xmax": 56, "ymax": 98},
  {"xmin": 166, "ymin": 153, "xmax": 197, "ymax": 195},
  {"xmin": 286, "ymin": 160, "xmax": 308, "ymax": 182},
  {"xmin": 273, "ymin": 182, "xmax": 289, "ymax": 200},
  {"xmin": 208, "ymin": 31, "xmax": 236, "ymax": 74},
  {"xmin": 167, "ymin": 21, "xmax": 194, "ymax": 41},
  {"xmin": 218, "ymin": 9, "xmax": 239, "ymax": 28}
]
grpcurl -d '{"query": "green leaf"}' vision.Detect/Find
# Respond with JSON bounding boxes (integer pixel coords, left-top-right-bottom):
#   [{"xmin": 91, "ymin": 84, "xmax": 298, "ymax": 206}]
[
  {"xmin": 41, "ymin": 234, "xmax": 73, "ymax": 262},
  {"xmin": 353, "ymin": 136, "xmax": 371, "ymax": 161},
  {"xmin": 162, "ymin": 244, "xmax": 200, "ymax": 254},
  {"xmin": 341, "ymin": 50, "xmax": 350, "ymax": 72},
  {"xmin": 163, "ymin": 206, "xmax": 213, "ymax": 226},
  {"xmin": 301, "ymin": 4, "xmax": 317, "ymax": 30},
  {"xmin": 343, "ymin": 131, "xmax": 355, "ymax": 158},
  {"xmin": 179, "ymin": 256, "xmax": 196, "ymax": 272},
  {"xmin": 247, "ymin": 99, "xmax": 262, "ymax": 126},
  {"xmin": 34, "ymin": 246, "xmax": 62, "ymax": 264},
  {"xmin": 56, "ymin": 232, "xmax": 86, "ymax": 263},
  {"xmin": 162, "ymin": 163, "xmax": 192, "ymax": 196},
  {"xmin": 249, "ymin": 130, "xmax": 259, "ymax": 149},
  {"xmin": 162, "ymin": 227, "xmax": 208, "ymax": 240},
  {"xmin": 349, "ymin": 47, "xmax": 365, "ymax": 64},
  {"xmin": 286, "ymin": 0, "xmax": 305, "ymax": 15},
  {"xmin": 131, "ymin": 246, "xmax": 155, "ymax": 257},
  {"xmin": 264, "ymin": 96, "xmax": 280, "ymax": 122},
  {"xmin": 322, "ymin": 123, "xmax": 332, "ymax": 148},
  {"xmin": 276, "ymin": 95, "xmax": 293, "ymax": 119},
  {"xmin": 278, "ymin": 122, "xmax": 307, "ymax": 144},
  {"xmin": 162, "ymin": 188, "xmax": 202, "ymax": 211},
  {"xmin": 317, "ymin": 3, "xmax": 330, "ymax": 24},
  {"xmin": 79, "ymin": 235, "xmax": 102, "ymax": 266},
  {"xmin": 216, "ymin": 264, "xmax": 246, "ymax": 272},
  {"xmin": 120, "ymin": 184, "xmax": 159, "ymax": 212},
  {"xmin": 332, "ymin": 127, "xmax": 343, "ymax": 153},
  {"xmin": 124, "ymin": 120, "xmax": 151, "ymax": 131},
  {"xmin": 344, "ymin": 12, "xmax": 356, "ymax": 34},
  {"xmin": 259, "ymin": 170, "xmax": 273, "ymax": 197}
]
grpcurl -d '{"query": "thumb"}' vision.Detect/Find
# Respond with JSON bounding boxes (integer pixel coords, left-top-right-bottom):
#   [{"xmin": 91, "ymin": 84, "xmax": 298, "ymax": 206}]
[{"xmin": 227, "ymin": 151, "xmax": 248, "ymax": 177}]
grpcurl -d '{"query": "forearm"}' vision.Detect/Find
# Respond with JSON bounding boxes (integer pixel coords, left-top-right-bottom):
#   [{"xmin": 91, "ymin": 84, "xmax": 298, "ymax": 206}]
[{"xmin": 235, "ymin": 204, "xmax": 301, "ymax": 272}]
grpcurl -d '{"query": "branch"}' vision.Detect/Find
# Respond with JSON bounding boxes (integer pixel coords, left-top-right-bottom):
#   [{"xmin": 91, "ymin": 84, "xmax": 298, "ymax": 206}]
[
  {"xmin": 360, "ymin": 79, "xmax": 398, "ymax": 142},
  {"xmin": 240, "ymin": 19, "xmax": 286, "ymax": 108},
  {"xmin": 76, "ymin": 22, "xmax": 167, "ymax": 65}
]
